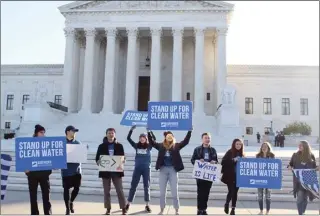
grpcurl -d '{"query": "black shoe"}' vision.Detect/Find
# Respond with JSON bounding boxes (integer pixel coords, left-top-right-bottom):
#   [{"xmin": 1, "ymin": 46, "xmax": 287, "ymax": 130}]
[
  {"xmin": 145, "ymin": 205, "xmax": 152, "ymax": 213},
  {"xmin": 105, "ymin": 209, "xmax": 111, "ymax": 215},
  {"xmin": 224, "ymin": 204, "xmax": 229, "ymax": 214},
  {"xmin": 125, "ymin": 204, "xmax": 130, "ymax": 212},
  {"xmin": 230, "ymin": 208, "xmax": 235, "ymax": 215},
  {"xmin": 66, "ymin": 209, "xmax": 70, "ymax": 215},
  {"xmin": 197, "ymin": 210, "xmax": 203, "ymax": 215},
  {"xmin": 70, "ymin": 202, "xmax": 74, "ymax": 213},
  {"xmin": 203, "ymin": 210, "xmax": 208, "ymax": 215},
  {"xmin": 122, "ymin": 209, "xmax": 127, "ymax": 215}
]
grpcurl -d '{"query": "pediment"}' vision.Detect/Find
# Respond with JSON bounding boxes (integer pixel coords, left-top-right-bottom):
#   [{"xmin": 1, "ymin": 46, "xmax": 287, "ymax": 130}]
[{"xmin": 59, "ymin": 1, "xmax": 233, "ymax": 13}]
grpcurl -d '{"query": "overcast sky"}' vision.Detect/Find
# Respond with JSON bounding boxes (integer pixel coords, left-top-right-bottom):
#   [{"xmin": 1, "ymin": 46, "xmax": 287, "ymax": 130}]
[{"xmin": 1, "ymin": 1, "xmax": 319, "ymax": 65}]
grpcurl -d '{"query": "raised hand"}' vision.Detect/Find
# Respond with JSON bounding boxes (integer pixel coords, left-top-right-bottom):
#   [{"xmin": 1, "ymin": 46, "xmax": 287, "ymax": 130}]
[{"xmin": 131, "ymin": 125, "xmax": 137, "ymax": 130}]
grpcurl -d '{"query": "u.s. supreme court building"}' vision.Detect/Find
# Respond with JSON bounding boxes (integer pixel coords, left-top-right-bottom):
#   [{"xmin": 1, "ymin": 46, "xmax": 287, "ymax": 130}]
[{"xmin": 1, "ymin": 1, "xmax": 319, "ymax": 145}]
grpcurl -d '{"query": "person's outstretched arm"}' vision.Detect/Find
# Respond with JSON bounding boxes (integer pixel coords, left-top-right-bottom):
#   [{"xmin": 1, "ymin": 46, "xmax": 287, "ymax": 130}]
[
  {"xmin": 179, "ymin": 130, "xmax": 192, "ymax": 150},
  {"xmin": 147, "ymin": 130, "xmax": 161, "ymax": 150},
  {"xmin": 127, "ymin": 126, "xmax": 137, "ymax": 149}
]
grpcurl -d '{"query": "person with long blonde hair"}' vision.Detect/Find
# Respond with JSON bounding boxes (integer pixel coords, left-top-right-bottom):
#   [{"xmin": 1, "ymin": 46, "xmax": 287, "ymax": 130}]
[
  {"xmin": 147, "ymin": 129, "xmax": 192, "ymax": 215},
  {"xmin": 256, "ymin": 142, "xmax": 275, "ymax": 215},
  {"xmin": 287, "ymin": 140, "xmax": 319, "ymax": 215}
]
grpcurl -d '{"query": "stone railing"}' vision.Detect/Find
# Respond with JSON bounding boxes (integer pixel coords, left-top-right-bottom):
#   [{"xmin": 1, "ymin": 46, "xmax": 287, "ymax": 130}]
[{"xmin": 47, "ymin": 101, "xmax": 68, "ymax": 113}]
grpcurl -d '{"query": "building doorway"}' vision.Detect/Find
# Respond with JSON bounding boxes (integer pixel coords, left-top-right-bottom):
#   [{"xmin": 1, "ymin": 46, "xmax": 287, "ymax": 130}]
[{"xmin": 137, "ymin": 76, "xmax": 150, "ymax": 111}]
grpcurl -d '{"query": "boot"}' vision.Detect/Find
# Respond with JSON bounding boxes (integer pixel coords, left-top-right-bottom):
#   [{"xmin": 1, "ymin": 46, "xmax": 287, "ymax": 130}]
[
  {"xmin": 105, "ymin": 209, "xmax": 111, "ymax": 215},
  {"xmin": 70, "ymin": 202, "xmax": 74, "ymax": 213},
  {"xmin": 224, "ymin": 204, "xmax": 229, "ymax": 214},
  {"xmin": 230, "ymin": 208, "xmax": 235, "ymax": 215}
]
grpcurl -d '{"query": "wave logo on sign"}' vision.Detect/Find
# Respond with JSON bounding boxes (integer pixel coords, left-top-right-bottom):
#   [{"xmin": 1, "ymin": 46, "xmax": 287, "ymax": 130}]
[
  {"xmin": 161, "ymin": 122, "xmax": 179, "ymax": 128},
  {"xmin": 32, "ymin": 160, "xmax": 52, "ymax": 168},
  {"xmin": 250, "ymin": 179, "xmax": 268, "ymax": 185}
]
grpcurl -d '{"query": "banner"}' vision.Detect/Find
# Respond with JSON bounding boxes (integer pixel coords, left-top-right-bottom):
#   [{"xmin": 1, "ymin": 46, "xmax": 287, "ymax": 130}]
[
  {"xmin": 147, "ymin": 101, "xmax": 193, "ymax": 130},
  {"xmin": 236, "ymin": 158, "xmax": 282, "ymax": 189},
  {"xmin": 192, "ymin": 160, "xmax": 221, "ymax": 183},
  {"xmin": 1, "ymin": 154, "xmax": 12, "ymax": 200},
  {"xmin": 97, "ymin": 155, "xmax": 125, "ymax": 172},
  {"xmin": 120, "ymin": 110, "xmax": 148, "ymax": 127},
  {"xmin": 15, "ymin": 136, "xmax": 67, "ymax": 172},
  {"xmin": 67, "ymin": 144, "xmax": 87, "ymax": 163}
]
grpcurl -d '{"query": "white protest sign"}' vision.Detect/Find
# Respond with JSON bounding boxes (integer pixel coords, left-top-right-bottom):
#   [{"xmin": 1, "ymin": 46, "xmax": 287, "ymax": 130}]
[
  {"xmin": 192, "ymin": 160, "xmax": 221, "ymax": 183},
  {"xmin": 67, "ymin": 144, "xmax": 88, "ymax": 163},
  {"xmin": 98, "ymin": 155, "xmax": 125, "ymax": 172}
]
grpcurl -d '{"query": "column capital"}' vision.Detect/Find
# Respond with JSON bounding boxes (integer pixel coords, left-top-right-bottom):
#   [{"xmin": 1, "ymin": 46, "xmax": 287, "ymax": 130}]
[
  {"xmin": 194, "ymin": 27, "xmax": 206, "ymax": 37},
  {"xmin": 84, "ymin": 28, "xmax": 97, "ymax": 37},
  {"xmin": 64, "ymin": 27, "xmax": 76, "ymax": 37},
  {"xmin": 150, "ymin": 27, "xmax": 163, "ymax": 37},
  {"xmin": 216, "ymin": 27, "xmax": 228, "ymax": 36},
  {"xmin": 79, "ymin": 38, "xmax": 86, "ymax": 48},
  {"xmin": 126, "ymin": 27, "xmax": 139, "ymax": 38},
  {"xmin": 172, "ymin": 27, "xmax": 184, "ymax": 37},
  {"xmin": 105, "ymin": 27, "xmax": 117, "ymax": 37}
]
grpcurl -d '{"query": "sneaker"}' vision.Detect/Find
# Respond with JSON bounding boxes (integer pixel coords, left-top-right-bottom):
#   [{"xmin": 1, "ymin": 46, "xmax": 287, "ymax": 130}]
[
  {"xmin": 122, "ymin": 209, "xmax": 127, "ymax": 215},
  {"xmin": 70, "ymin": 202, "xmax": 74, "ymax": 213},
  {"xmin": 202, "ymin": 210, "xmax": 208, "ymax": 215},
  {"xmin": 258, "ymin": 211, "xmax": 263, "ymax": 215},
  {"xmin": 230, "ymin": 208, "xmax": 235, "ymax": 215},
  {"xmin": 66, "ymin": 209, "xmax": 70, "ymax": 215},
  {"xmin": 224, "ymin": 204, "xmax": 229, "ymax": 214},
  {"xmin": 125, "ymin": 204, "xmax": 130, "ymax": 212},
  {"xmin": 266, "ymin": 211, "xmax": 269, "ymax": 215},
  {"xmin": 105, "ymin": 209, "xmax": 111, "ymax": 215},
  {"xmin": 158, "ymin": 209, "xmax": 164, "ymax": 215},
  {"xmin": 145, "ymin": 205, "xmax": 152, "ymax": 213},
  {"xmin": 197, "ymin": 210, "xmax": 203, "ymax": 215}
]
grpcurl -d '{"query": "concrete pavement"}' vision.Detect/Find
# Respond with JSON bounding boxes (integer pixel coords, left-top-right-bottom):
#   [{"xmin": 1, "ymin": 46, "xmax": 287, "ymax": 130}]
[{"xmin": 1, "ymin": 191, "xmax": 319, "ymax": 215}]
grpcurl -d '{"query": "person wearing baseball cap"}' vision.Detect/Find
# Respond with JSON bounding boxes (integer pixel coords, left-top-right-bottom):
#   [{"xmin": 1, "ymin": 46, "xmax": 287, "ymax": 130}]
[{"xmin": 61, "ymin": 125, "xmax": 81, "ymax": 215}]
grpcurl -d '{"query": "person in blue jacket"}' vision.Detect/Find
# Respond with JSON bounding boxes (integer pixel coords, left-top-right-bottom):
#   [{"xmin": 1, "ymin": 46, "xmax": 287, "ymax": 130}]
[
  {"xmin": 61, "ymin": 125, "xmax": 82, "ymax": 215},
  {"xmin": 125, "ymin": 125, "xmax": 155, "ymax": 213}
]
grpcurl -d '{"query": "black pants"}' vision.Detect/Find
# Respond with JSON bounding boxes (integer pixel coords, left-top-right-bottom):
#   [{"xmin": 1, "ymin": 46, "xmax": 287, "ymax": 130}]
[
  {"xmin": 197, "ymin": 179, "xmax": 213, "ymax": 211},
  {"xmin": 62, "ymin": 174, "xmax": 81, "ymax": 210},
  {"xmin": 226, "ymin": 183, "xmax": 239, "ymax": 208},
  {"xmin": 27, "ymin": 175, "xmax": 51, "ymax": 215}
]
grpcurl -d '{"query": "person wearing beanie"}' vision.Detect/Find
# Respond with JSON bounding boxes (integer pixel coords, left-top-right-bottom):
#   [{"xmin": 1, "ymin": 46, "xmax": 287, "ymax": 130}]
[
  {"xmin": 125, "ymin": 125, "xmax": 154, "ymax": 213},
  {"xmin": 191, "ymin": 133, "xmax": 218, "ymax": 215},
  {"xmin": 61, "ymin": 125, "xmax": 81, "ymax": 215},
  {"xmin": 26, "ymin": 124, "xmax": 52, "ymax": 215},
  {"xmin": 95, "ymin": 128, "xmax": 126, "ymax": 215},
  {"xmin": 147, "ymin": 127, "xmax": 193, "ymax": 215}
]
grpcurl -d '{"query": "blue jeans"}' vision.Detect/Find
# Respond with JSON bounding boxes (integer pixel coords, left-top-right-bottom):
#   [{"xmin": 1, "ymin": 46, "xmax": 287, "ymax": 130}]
[
  {"xmin": 127, "ymin": 166, "xmax": 150, "ymax": 202},
  {"xmin": 296, "ymin": 189, "xmax": 308, "ymax": 215},
  {"xmin": 258, "ymin": 188, "xmax": 271, "ymax": 211},
  {"xmin": 159, "ymin": 166, "xmax": 179, "ymax": 210}
]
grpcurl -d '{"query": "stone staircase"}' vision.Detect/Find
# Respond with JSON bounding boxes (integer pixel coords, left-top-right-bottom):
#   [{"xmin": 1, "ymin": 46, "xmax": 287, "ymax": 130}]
[{"xmin": 3, "ymin": 150, "xmax": 315, "ymax": 202}]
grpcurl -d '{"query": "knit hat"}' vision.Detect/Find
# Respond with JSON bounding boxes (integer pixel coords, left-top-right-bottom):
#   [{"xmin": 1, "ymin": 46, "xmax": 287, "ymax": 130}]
[
  {"xmin": 139, "ymin": 133, "xmax": 148, "ymax": 138},
  {"xmin": 34, "ymin": 124, "xmax": 45, "ymax": 134},
  {"xmin": 163, "ymin": 131, "xmax": 173, "ymax": 137}
]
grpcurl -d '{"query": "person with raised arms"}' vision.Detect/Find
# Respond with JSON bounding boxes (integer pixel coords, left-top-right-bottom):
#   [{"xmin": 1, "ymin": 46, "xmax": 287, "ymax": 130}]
[
  {"xmin": 147, "ymin": 128, "xmax": 192, "ymax": 215},
  {"xmin": 95, "ymin": 128, "xmax": 126, "ymax": 215},
  {"xmin": 26, "ymin": 124, "xmax": 52, "ymax": 215},
  {"xmin": 255, "ymin": 142, "xmax": 275, "ymax": 215},
  {"xmin": 191, "ymin": 132, "xmax": 218, "ymax": 215},
  {"xmin": 61, "ymin": 125, "xmax": 82, "ymax": 215},
  {"xmin": 125, "ymin": 125, "xmax": 154, "ymax": 213},
  {"xmin": 221, "ymin": 138, "xmax": 245, "ymax": 215}
]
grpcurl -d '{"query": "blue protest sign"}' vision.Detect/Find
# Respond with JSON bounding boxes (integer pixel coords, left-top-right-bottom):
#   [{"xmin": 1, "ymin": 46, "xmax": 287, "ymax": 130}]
[
  {"xmin": 147, "ymin": 101, "xmax": 192, "ymax": 131},
  {"xmin": 15, "ymin": 136, "xmax": 67, "ymax": 172},
  {"xmin": 236, "ymin": 158, "xmax": 282, "ymax": 189},
  {"xmin": 120, "ymin": 110, "xmax": 148, "ymax": 127}
]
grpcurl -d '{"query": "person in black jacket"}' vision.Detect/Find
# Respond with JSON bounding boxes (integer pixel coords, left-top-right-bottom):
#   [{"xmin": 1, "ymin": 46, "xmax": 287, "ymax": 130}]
[
  {"xmin": 26, "ymin": 124, "xmax": 52, "ymax": 215},
  {"xmin": 147, "ymin": 128, "xmax": 192, "ymax": 215},
  {"xmin": 95, "ymin": 128, "xmax": 126, "ymax": 215},
  {"xmin": 221, "ymin": 138, "xmax": 245, "ymax": 215},
  {"xmin": 191, "ymin": 132, "xmax": 218, "ymax": 215}
]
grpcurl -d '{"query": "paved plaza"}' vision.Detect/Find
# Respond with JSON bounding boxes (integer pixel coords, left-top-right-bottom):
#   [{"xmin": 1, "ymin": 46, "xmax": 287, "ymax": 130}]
[{"xmin": 1, "ymin": 191, "xmax": 319, "ymax": 215}]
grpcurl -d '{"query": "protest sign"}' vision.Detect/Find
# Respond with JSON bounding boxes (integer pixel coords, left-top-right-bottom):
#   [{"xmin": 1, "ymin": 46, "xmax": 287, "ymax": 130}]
[
  {"xmin": 192, "ymin": 160, "xmax": 221, "ymax": 183},
  {"xmin": 236, "ymin": 158, "xmax": 282, "ymax": 189},
  {"xmin": 120, "ymin": 110, "xmax": 148, "ymax": 127},
  {"xmin": 67, "ymin": 144, "xmax": 87, "ymax": 163},
  {"xmin": 15, "ymin": 136, "xmax": 67, "ymax": 172},
  {"xmin": 97, "ymin": 155, "xmax": 125, "ymax": 172},
  {"xmin": 147, "ymin": 101, "xmax": 192, "ymax": 130}
]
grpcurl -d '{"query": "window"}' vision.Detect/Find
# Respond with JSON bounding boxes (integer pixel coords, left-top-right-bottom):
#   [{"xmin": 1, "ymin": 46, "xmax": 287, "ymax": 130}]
[
  {"xmin": 54, "ymin": 95, "xmax": 62, "ymax": 105},
  {"xmin": 300, "ymin": 98, "xmax": 308, "ymax": 115},
  {"xmin": 281, "ymin": 98, "xmax": 290, "ymax": 115},
  {"xmin": 206, "ymin": 93, "xmax": 210, "ymax": 101},
  {"xmin": 6, "ymin": 94, "xmax": 14, "ymax": 110},
  {"xmin": 246, "ymin": 127, "xmax": 253, "ymax": 135},
  {"xmin": 186, "ymin": 92, "xmax": 190, "ymax": 100},
  {"xmin": 245, "ymin": 97, "xmax": 253, "ymax": 114},
  {"xmin": 264, "ymin": 127, "xmax": 272, "ymax": 135},
  {"xmin": 5, "ymin": 122, "xmax": 11, "ymax": 129},
  {"xmin": 263, "ymin": 98, "xmax": 272, "ymax": 115},
  {"xmin": 22, "ymin": 94, "xmax": 30, "ymax": 110}
]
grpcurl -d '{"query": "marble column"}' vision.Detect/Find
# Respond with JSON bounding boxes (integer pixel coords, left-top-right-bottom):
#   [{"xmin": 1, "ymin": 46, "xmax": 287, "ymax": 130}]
[
  {"xmin": 81, "ymin": 28, "xmax": 97, "ymax": 113},
  {"xmin": 71, "ymin": 33, "xmax": 81, "ymax": 112},
  {"xmin": 77, "ymin": 39, "xmax": 86, "ymax": 111},
  {"xmin": 62, "ymin": 27, "xmax": 76, "ymax": 111},
  {"xmin": 124, "ymin": 27, "xmax": 138, "ymax": 111},
  {"xmin": 216, "ymin": 27, "xmax": 228, "ymax": 106},
  {"xmin": 102, "ymin": 28, "xmax": 117, "ymax": 113},
  {"xmin": 150, "ymin": 27, "xmax": 162, "ymax": 102},
  {"xmin": 194, "ymin": 27, "xmax": 206, "ymax": 115},
  {"xmin": 171, "ymin": 27, "xmax": 184, "ymax": 101}
]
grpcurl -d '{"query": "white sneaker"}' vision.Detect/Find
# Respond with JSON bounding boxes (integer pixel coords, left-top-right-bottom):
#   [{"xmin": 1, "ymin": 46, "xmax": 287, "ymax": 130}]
[
  {"xmin": 258, "ymin": 211, "xmax": 263, "ymax": 215},
  {"xmin": 266, "ymin": 211, "xmax": 269, "ymax": 215},
  {"xmin": 158, "ymin": 209, "xmax": 164, "ymax": 215}
]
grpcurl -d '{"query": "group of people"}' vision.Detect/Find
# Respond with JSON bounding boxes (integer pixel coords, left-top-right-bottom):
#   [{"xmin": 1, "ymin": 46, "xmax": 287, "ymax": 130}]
[{"xmin": 24, "ymin": 124, "xmax": 318, "ymax": 215}]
